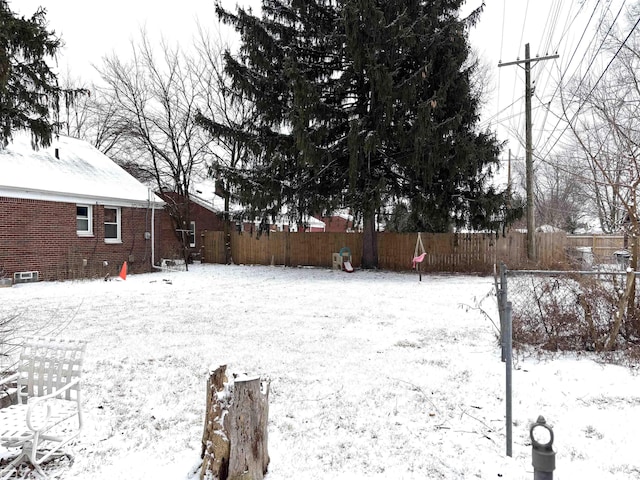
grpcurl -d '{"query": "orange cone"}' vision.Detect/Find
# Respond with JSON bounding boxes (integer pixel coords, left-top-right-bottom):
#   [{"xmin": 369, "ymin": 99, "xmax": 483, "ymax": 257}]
[{"xmin": 119, "ymin": 262, "xmax": 127, "ymax": 280}]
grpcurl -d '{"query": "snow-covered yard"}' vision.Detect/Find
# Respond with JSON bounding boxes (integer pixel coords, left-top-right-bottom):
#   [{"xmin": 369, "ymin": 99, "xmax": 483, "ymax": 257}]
[{"xmin": 1, "ymin": 264, "xmax": 639, "ymax": 479}]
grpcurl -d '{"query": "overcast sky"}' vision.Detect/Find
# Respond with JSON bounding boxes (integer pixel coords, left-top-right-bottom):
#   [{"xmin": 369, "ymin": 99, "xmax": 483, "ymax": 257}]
[{"xmin": 12, "ymin": 0, "xmax": 626, "ymax": 181}]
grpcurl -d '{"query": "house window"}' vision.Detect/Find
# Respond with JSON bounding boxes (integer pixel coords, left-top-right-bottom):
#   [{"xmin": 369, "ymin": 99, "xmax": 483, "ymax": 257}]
[
  {"xmin": 104, "ymin": 207, "xmax": 121, "ymax": 243},
  {"xmin": 189, "ymin": 221, "xmax": 196, "ymax": 248},
  {"xmin": 76, "ymin": 205, "xmax": 93, "ymax": 236}
]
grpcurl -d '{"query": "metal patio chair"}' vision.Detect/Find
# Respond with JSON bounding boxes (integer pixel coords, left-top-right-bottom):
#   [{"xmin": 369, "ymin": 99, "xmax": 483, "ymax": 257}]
[{"xmin": 0, "ymin": 337, "xmax": 87, "ymax": 478}]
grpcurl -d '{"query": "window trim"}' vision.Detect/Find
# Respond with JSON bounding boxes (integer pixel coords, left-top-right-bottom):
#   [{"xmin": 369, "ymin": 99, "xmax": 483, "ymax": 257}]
[
  {"xmin": 104, "ymin": 206, "xmax": 122, "ymax": 244},
  {"xmin": 76, "ymin": 204, "xmax": 93, "ymax": 237}
]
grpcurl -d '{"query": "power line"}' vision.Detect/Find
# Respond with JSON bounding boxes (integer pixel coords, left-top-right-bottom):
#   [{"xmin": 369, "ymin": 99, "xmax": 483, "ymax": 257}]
[
  {"xmin": 545, "ymin": 12, "xmax": 640, "ymax": 156},
  {"xmin": 481, "ymin": 100, "xmax": 549, "ymax": 131},
  {"xmin": 531, "ymin": 0, "xmax": 570, "ymax": 150},
  {"xmin": 506, "ymin": 0, "xmax": 531, "ymax": 147},
  {"xmin": 497, "ymin": 0, "xmax": 507, "ymax": 125},
  {"xmin": 479, "ymin": 96, "xmax": 525, "ymax": 128},
  {"xmin": 518, "ymin": 0, "xmax": 531, "ymax": 55},
  {"xmin": 532, "ymin": 0, "xmax": 602, "ymax": 153},
  {"xmin": 538, "ymin": 0, "xmax": 563, "ymax": 55},
  {"xmin": 537, "ymin": 0, "xmax": 630, "ymax": 160}
]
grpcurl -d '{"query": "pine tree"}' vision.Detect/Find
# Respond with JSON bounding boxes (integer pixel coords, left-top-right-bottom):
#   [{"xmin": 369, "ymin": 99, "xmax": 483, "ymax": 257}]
[
  {"xmin": 0, "ymin": 2, "xmax": 63, "ymax": 148},
  {"xmin": 210, "ymin": 0, "xmax": 511, "ymax": 268}
]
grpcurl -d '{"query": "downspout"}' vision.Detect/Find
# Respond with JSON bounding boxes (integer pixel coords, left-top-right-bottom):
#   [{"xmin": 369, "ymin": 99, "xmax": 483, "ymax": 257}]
[{"xmin": 150, "ymin": 188, "xmax": 163, "ymax": 271}]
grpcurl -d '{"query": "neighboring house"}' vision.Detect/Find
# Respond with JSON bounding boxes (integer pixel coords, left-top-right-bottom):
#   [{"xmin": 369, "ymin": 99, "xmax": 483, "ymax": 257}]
[
  {"xmin": 192, "ymin": 181, "xmax": 326, "ymax": 234},
  {"xmin": 318, "ymin": 212, "xmax": 356, "ymax": 232},
  {"xmin": 0, "ymin": 133, "xmax": 171, "ymax": 281},
  {"xmin": 292, "ymin": 216, "xmax": 325, "ymax": 232},
  {"xmin": 156, "ymin": 191, "xmax": 226, "ymax": 261},
  {"xmin": 241, "ymin": 214, "xmax": 325, "ymax": 234}
]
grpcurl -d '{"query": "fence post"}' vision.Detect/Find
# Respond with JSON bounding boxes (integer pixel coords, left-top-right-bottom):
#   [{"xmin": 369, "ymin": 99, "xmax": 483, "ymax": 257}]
[
  {"xmin": 531, "ymin": 415, "xmax": 555, "ymax": 479},
  {"xmin": 499, "ymin": 262, "xmax": 508, "ymax": 362},
  {"xmin": 505, "ymin": 300, "xmax": 513, "ymax": 457}
]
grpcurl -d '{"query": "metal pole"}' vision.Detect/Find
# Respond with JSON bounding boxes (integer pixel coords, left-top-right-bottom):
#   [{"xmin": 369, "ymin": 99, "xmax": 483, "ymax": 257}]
[
  {"xmin": 505, "ymin": 300, "xmax": 513, "ymax": 457},
  {"xmin": 500, "ymin": 263, "xmax": 508, "ymax": 362},
  {"xmin": 531, "ymin": 415, "xmax": 555, "ymax": 479}
]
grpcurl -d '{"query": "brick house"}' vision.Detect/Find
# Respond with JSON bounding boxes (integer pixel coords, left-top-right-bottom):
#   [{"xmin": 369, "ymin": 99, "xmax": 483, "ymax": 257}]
[
  {"xmin": 156, "ymin": 191, "xmax": 226, "ymax": 262},
  {"xmin": 318, "ymin": 212, "xmax": 356, "ymax": 232},
  {"xmin": 240, "ymin": 215, "xmax": 326, "ymax": 234},
  {"xmin": 0, "ymin": 134, "xmax": 175, "ymax": 281},
  {"xmin": 189, "ymin": 180, "xmax": 328, "ymax": 236}
]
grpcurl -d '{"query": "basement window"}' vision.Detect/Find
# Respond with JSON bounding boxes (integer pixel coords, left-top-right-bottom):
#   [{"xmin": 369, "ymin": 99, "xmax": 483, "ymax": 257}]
[
  {"xmin": 76, "ymin": 205, "xmax": 93, "ymax": 236},
  {"xmin": 104, "ymin": 207, "xmax": 121, "ymax": 243}
]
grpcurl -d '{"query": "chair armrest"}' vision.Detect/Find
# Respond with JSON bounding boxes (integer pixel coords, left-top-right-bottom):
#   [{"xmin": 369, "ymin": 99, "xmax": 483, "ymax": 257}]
[
  {"xmin": 26, "ymin": 378, "xmax": 81, "ymax": 432},
  {"xmin": 0, "ymin": 372, "xmax": 19, "ymax": 387},
  {"xmin": 28, "ymin": 378, "xmax": 81, "ymax": 403}
]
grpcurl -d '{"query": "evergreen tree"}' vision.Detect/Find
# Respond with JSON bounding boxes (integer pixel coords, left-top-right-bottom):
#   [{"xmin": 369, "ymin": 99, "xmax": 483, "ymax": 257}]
[
  {"xmin": 211, "ymin": 0, "xmax": 511, "ymax": 268},
  {"xmin": 0, "ymin": 2, "xmax": 63, "ymax": 148}
]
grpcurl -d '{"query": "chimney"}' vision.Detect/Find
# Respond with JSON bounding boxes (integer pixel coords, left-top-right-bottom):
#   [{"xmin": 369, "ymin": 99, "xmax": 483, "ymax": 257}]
[{"xmin": 54, "ymin": 134, "xmax": 60, "ymax": 159}]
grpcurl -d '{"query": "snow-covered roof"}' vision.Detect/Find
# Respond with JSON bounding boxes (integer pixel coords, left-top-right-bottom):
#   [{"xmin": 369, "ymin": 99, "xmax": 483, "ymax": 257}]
[
  {"xmin": 0, "ymin": 133, "xmax": 164, "ymax": 208},
  {"xmin": 327, "ymin": 210, "xmax": 354, "ymax": 221},
  {"xmin": 292, "ymin": 215, "xmax": 325, "ymax": 231},
  {"xmin": 189, "ymin": 192, "xmax": 221, "ymax": 214},
  {"xmin": 191, "ymin": 179, "xmax": 243, "ymax": 214},
  {"xmin": 536, "ymin": 224, "xmax": 565, "ymax": 233},
  {"xmin": 191, "ymin": 179, "xmax": 325, "ymax": 230}
]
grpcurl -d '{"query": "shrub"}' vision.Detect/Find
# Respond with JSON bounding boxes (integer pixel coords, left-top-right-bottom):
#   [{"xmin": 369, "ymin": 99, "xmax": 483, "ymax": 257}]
[{"xmin": 509, "ymin": 273, "xmax": 640, "ymax": 354}]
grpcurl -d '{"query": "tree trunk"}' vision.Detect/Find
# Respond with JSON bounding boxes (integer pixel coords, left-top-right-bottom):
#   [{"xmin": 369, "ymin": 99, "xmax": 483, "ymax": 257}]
[
  {"xmin": 606, "ymin": 269, "xmax": 635, "ymax": 351},
  {"xmin": 201, "ymin": 365, "xmax": 270, "ymax": 480},
  {"xmin": 201, "ymin": 366, "xmax": 230, "ymax": 480},
  {"xmin": 626, "ymin": 233, "xmax": 637, "ymax": 319},
  {"xmin": 361, "ymin": 213, "xmax": 378, "ymax": 269},
  {"xmin": 227, "ymin": 375, "xmax": 270, "ymax": 480},
  {"xmin": 224, "ymin": 190, "xmax": 233, "ymax": 264}
]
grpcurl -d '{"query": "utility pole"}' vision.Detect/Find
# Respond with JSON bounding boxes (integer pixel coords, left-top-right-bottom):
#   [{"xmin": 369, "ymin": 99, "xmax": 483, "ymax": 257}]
[{"xmin": 499, "ymin": 44, "xmax": 558, "ymax": 261}]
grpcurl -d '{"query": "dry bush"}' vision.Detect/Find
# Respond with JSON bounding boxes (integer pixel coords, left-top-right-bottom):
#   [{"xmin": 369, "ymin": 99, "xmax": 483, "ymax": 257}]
[
  {"xmin": 509, "ymin": 273, "xmax": 639, "ymax": 353},
  {"xmin": 0, "ymin": 313, "xmax": 22, "ymax": 376}
]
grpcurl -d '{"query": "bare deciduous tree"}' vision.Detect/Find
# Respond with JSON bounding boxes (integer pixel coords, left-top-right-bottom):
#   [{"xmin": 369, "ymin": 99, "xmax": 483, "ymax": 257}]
[
  {"xmin": 510, "ymin": 152, "xmax": 588, "ymax": 233},
  {"xmin": 561, "ymin": 9, "xmax": 640, "ymax": 242},
  {"xmin": 559, "ymin": 4, "xmax": 640, "ymax": 327},
  {"xmin": 534, "ymin": 154, "xmax": 590, "ymax": 232},
  {"xmin": 97, "ymin": 31, "xmax": 212, "ymax": 266},
  {"xmin": 193, "ymin": 25, "xmax": 257, "ymax": 264},
  {"xmin": 58, "ymin": 73, "xmax": 134, "ymax": 170}
]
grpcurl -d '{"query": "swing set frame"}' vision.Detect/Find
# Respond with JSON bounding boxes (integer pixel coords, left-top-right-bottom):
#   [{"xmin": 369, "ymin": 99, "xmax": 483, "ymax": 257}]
[{"xmin": 412, "ymin": 232, "xmax": 426, "ymax": 281}]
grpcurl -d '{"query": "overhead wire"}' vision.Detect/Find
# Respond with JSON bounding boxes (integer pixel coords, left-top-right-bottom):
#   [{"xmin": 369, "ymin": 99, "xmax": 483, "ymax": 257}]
[
  {"xmin": 495, "ymin": 0, "xmax": 621, "ymax": 191},
  {"xmin": 530, "ymin": 0, "xmax": 565, "ymax": 150},
  {"xmin": 536, "ymin": 0, "xmax": 629, "ymax": 161},
  {"xmin": 480, "ymin": 96, "xmax": 526, "ymax": 129},
  {"xmin": 530, "ymin": 0, "xmax": 609, "ymax": 158},
  {"xmin": 498, "ymin": 0, "xmax": 602, "ymax": 161},
  {"xmin": 496, "ymin": 0, "xmax": 506, "ymax": 130},
  {"xmin": 539, "ymin": 0, "xmax": 563, "ymax": 55},
  {"xmin": 540, "ymin": 10, "xmax": 640, "ymax": 163},
  {"xmin": 507, "ymin": 0, "xmax": 531, "ymax": 158}
]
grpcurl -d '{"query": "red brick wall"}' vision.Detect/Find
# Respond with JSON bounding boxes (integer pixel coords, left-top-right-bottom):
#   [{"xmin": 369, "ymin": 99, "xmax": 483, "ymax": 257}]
[
  {"xmin": 0, "ymin": 197, "xmax": 174, "ymax": 281},
  {"xmin": 320, "ymin": 216, "xmax": 354, "ymax": 232},
  {"xmin": 155, "ymin": 194, "xmax": 225, "ymax": 262}
]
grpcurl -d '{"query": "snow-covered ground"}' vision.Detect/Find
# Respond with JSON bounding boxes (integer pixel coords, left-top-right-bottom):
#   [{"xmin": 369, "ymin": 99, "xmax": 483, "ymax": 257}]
[{"xmin": 1, "ymin": 264, "xmax": 639, "ymax": 479}]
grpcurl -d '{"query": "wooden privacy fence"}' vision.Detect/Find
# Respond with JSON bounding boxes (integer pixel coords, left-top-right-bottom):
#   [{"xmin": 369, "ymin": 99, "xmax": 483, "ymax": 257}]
[
  {"xmin": 566, "ymin": 235, "xmax": 626, "ymax": 265},
  {"xmin": 200, "ymin": 230, "xmax": 621, "ymax": 273}
]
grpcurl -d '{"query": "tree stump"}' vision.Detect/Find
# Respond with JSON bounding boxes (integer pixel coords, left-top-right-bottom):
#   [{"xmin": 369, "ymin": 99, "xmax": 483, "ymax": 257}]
[{"xmin": 201, "ymin": 365, "xmax": 270, "ymax": 480}]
